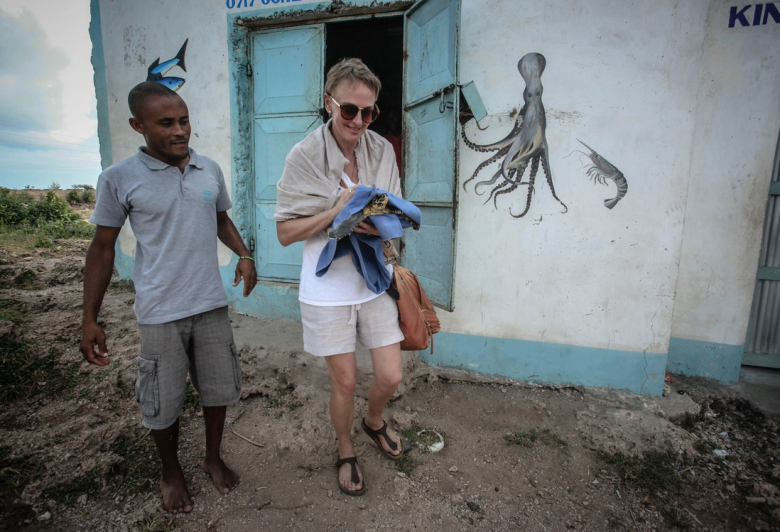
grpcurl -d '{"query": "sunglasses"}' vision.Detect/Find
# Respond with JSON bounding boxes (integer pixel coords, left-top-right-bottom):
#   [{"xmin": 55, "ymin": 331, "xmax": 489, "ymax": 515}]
[{"xmin": 328, "ymin": 94, "xmax": 380, "ymax": 124}]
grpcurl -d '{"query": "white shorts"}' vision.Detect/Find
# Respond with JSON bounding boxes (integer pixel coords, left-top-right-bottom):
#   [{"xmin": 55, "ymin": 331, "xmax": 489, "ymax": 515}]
[{"xmin": 300, "ymin": 293, "xmax": 404, "ymax": 357}]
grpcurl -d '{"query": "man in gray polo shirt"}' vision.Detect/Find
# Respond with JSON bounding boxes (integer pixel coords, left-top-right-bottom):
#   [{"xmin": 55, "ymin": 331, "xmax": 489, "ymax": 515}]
[{"xmin": 80, "ymin": 81, "xmax": 257, "ymax": 514}]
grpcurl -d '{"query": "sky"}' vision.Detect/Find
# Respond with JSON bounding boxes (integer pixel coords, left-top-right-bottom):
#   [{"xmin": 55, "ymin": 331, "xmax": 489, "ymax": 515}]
[{"xmin": 0, "ymin": 0, "xmax": 101, "ymax": 190}]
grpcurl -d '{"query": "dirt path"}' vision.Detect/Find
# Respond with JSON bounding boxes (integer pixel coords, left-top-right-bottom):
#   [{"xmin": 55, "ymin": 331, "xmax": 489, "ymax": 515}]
[{"xmin": 0, "ymin": 247, "xmax": 778, "ymax": 532}]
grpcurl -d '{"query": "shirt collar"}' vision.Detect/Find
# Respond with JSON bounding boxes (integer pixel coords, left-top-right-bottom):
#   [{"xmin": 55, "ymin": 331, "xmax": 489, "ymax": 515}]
[{"xmin": 136, "ymin": 147, "xmax": 203, "ymax": 170}]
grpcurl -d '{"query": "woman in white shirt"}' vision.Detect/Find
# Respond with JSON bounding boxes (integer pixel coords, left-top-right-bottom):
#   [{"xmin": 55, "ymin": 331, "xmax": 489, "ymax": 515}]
[{"xmin": 275, "ymin": 58, "xmax": 408, "ymax": 497}]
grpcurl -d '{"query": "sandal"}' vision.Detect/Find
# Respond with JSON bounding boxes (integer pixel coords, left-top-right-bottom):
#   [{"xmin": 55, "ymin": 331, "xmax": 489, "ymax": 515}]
[
  {"xmin": 335, "ymin": 456, "xmax": 367, "ymax": 496},
  {"xmin": 361, "ymin": 418, "xmax": 411, "ymax": 461}
]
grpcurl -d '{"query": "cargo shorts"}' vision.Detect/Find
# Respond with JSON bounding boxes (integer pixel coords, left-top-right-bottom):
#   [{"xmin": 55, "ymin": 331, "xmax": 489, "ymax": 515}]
[{"xmin": 135, "ymin": 306, "xmax": 241, "ymax": 429}]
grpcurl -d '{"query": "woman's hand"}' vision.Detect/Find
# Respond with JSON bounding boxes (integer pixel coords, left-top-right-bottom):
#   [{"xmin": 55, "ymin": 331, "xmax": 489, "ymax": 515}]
[
  {"xmin": 353, "ymin": 221, "xmax": 380, "ymax": 237},
  {"xmin": 332, "ymin": 185, "xmax": 357, "ymax": 214}
]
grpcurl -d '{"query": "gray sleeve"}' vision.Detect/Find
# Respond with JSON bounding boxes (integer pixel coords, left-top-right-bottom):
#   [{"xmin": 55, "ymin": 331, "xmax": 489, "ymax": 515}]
[
  {"xmin": 89, "ymin": 172, "xmax": 128, "ymax": 227},
  {"xmin": 215, "ymin": 166, "xmax": 233, "ymax": 212}
]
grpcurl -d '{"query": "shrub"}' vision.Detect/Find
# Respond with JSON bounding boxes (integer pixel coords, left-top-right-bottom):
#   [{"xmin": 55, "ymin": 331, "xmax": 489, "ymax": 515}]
[
  {"xmin": 41, "ymin": 220, "xmax": 95, "ymax": 240},
  {"xmin": 66, "ymin": 189, "xmax": 81, "ymax": 204},
  {"xmin": 81, "ymin": 188, "xmax": 95, "ymax": 203},
  {"xmin": 0, "ymin": 189, "xmax": 33, "ymax": 226},
  {"xmin": 26, "ymin": 190, "xmax": 79, "ymax": 224}
]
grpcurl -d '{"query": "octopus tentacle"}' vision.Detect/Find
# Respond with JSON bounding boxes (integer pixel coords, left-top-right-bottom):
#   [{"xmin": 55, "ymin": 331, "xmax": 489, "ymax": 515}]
[
  {"xmin": 541, "ymin": 148, "xmax": 568, "ymax": 213},
  {"xmin": 483, "ymin": 179, "xmax": 513, "ymax": 205},
  {"xmin": 510, "ymin": 170, "xmax": 536, "ymax": 218},
  {"xmin": 460, "ymin": 118, "xmax": 522, "ymax": 153},
  {"xmin": 491, "ymin": 164, "xmax": 527, "ymax": 208},
  {"xmin": 495, "ymin": 156, "xmax": 537, "ymax": 208},
  {"xmin": 474, "ymin": 168, "xmax": 505, "ymax": 196},
  {"xmin": 462, "ymin": 145, "xmax": 510, "ymax": 192}
]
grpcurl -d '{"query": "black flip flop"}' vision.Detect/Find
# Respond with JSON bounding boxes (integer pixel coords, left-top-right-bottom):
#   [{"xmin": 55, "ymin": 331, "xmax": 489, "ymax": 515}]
[
  {"xmin": 361, "ymin": 418, "xmax": 411, "ymax": 461},
  {"xmin": 335, "ymin": 456, "xmax": 367, "ymax": 496}
]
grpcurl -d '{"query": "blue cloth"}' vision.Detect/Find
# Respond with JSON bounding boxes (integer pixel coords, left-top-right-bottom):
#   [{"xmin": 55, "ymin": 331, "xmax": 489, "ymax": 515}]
[{"xmin": 316, "ymin": 186, "xmax": 422, "ymax": 294}]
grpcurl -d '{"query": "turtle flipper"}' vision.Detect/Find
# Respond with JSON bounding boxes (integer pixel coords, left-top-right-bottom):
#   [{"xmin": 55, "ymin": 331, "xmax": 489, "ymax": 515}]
[{"xmin": 329, "ymin": 210, "xmax": 366, "ymax": 240}]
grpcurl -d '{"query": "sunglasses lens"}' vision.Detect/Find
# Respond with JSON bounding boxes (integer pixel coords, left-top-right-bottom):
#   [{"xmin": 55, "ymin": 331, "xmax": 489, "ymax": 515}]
[
  {"xmin": 361, "ymin": 108, "xmax": 378, "ymax": 123},
  {"xmin": 336, "ymin": 101, "xmax": 379, "ymax": 123},
  {"xmin": 340, "ymin": 105, "xmax": 359, "ymax": 121}
]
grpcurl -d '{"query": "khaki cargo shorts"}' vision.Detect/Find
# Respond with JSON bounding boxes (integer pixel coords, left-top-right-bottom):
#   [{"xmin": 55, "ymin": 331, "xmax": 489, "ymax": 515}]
[{"xmin": 136, "ymin": 306, "xmax": 241, "ymax": 429}]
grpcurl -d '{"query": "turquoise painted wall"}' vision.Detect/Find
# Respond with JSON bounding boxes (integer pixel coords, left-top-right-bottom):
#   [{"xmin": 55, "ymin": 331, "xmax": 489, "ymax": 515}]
[
  {"xmin": 666, "ymin": 337, "xmax": 742, "ymax": 383},
  {"xmin": 421, "ymin": 333, "xmax": 667, "ymax": 396}
]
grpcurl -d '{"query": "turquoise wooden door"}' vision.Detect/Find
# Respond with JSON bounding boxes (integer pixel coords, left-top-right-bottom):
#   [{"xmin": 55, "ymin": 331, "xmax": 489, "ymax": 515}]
[
  {"xmin": 252, "ymin": 26, "xmax": 324, "ymax": 282},
  {"xmin": 402, "ymin": 0, "xmax": 461, "ymax": 310}
]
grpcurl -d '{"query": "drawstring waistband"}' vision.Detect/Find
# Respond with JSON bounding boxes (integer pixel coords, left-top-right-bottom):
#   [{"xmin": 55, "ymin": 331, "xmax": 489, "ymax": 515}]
[{"xmin": 348, "ymin": 303, "xmax": 362, "ymax": 325}]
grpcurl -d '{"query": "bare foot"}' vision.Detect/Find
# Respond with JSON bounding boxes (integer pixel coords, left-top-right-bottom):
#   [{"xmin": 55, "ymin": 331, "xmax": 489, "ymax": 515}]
[
  {"xmin": 159, "ymin": 470, "xmax": 193, "ymax": 514},
  {"xmin": 201, "ymin": 458, "xmax": 240, "ymax": 494},
  {"xmin": 338, "ymin": 457, "xmax": 364, "ymax": 494}
]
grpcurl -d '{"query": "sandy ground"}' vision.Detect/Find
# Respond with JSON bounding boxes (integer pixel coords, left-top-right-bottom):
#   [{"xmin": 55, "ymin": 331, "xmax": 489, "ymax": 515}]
[{"xmin": 0, "ymin": 245, "xmax": 779, "ymax": 532}]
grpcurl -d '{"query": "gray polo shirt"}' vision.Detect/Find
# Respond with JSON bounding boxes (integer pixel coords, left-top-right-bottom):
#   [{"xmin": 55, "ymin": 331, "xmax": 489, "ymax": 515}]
[{"xmin": 90, "ymin": 148, "xmax": 232, "ymax": 325}]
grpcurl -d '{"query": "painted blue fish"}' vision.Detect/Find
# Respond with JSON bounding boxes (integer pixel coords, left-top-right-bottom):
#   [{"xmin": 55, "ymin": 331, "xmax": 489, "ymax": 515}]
[
  {"xmin": 147, "ymin": 39, "xmax": 188, "ymax": 80},
  {"xmin": 153, "ymin": 77, "xmax": 185, "ymax": 92}
]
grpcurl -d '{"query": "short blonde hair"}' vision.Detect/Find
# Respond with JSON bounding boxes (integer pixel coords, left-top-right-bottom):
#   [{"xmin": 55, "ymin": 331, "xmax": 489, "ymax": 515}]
[{"xmin": 325, "ymin": 58, "xmax": 382, "ymax": 98}]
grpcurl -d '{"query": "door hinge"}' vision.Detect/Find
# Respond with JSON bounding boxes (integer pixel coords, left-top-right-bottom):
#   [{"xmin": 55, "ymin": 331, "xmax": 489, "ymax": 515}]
[
  {"xmin": 249, "ymin": 236, "xmax": 255, "ymax": 253},
  {"xmin": 246, "ymin": 62, "xmax": 253, "ymax": 78}
]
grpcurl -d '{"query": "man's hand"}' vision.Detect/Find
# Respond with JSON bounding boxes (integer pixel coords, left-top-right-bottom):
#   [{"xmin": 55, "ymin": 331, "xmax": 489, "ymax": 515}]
[
  {"xmin": 234, "ymin": 259, "xmax": 257, "ymax": 297},
  {"xmin": 80, "ymin": 321, "xmax": 110, "ymax": 366}
]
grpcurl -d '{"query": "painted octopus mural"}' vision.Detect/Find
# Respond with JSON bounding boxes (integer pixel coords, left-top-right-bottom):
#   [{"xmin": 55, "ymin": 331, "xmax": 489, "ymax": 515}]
[
  {"xmin": 573, "ymin": 140, "xmax": 628, "ymax": 210},
  {"xmin": 462, "ymin": 52, "xmax": 567, "ymax": 218}
]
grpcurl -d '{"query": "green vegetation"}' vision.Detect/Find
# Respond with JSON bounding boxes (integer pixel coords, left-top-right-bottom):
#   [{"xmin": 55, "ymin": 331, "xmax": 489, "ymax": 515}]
[
  {"xmin": 109, "ymin": 433, "xmax": 159, "ymax": 495},
  {"xmin": 183, "ymin": 382, "xmax": 200, "ymax": 410},
  {"xmin": 599, "ymin": 451, "xmax": 690, "ymax": 529},
  {"xmin": 0, "ymin": 447, "xmax": 45, "ymax": 498},
  {"xmin": 0, "ymin": 338, "xmax": 91, "ymax": 403},
  {"xmin": 401, "ymin": 427, "xmax": 444, "ymax": 452},
  {"xmin": 694, "ymin": 439, "xmax": 717, "ymax": 455},
  {"xmin": 0, "ymin": 298, "xmax": 28, "ymax": 323},
  {"xmin": 0, "ymin": 188, "xmax": 94, "ymax": 252},
  {"xmin": 138, "ymin": 515, "xmax": 179, "ymax": 532},
  {"xmin": 109, "ymin": 279, "xmax": 136, "ymax": 293},
  {"xmin": 13, "ymin": 270, "xmax": 41, "ymax": 290},
  {"xmin": 42, "ymin": 466, "xmax": 102, "ymax": 506},
  {"xmin": 66, "ymin": 185, "xmax": 96, "ymax": 205},
  {"xmin": 263, "ymin": 396, "xmax": 284, "ymax": 409},
  {"xmin": 505, "ymin": 428, "xmax": 568, "ymax": 449},
  {"xmin": 395, "ymin": 454, "xmax": 420, "ymax": 477}
]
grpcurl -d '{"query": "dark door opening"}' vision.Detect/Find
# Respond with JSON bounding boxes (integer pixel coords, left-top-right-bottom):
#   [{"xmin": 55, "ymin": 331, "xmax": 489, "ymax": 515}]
[{"xmin": 325, "ymin": 16, "xmax": 404, "ymax": 173}]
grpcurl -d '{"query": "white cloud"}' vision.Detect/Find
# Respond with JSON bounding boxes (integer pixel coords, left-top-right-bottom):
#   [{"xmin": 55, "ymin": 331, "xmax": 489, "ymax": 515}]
[
  {"xmin": 0, "ymin": 0, "xmax": 99, "ymax": 188},
  {"xmin": 0, "ymin": 7, "xmax": 68, "ymax": 132}
]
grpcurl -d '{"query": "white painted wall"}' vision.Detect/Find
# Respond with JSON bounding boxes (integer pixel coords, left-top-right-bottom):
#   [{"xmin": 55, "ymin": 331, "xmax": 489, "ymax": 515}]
[
  {"xmin": 94, "ymin": 0, "xmax": 780, "ymax": 359},
  {"xmin": 671, "ymin": 0, "xmax": 780, "ymax": 346},
  {"xmin": 450, "ymin": 0, "xmax": 708, "ymax": 354},
  {"xmin": 97, "ymin": 0, "xmax": 310, "ymax": 262}
]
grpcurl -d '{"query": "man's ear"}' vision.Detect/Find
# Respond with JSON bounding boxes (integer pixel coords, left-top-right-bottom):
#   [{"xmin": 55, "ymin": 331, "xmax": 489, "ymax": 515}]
[{"xmin": 129, "ymin": 117, "xmax": 144, "ymax": 135}]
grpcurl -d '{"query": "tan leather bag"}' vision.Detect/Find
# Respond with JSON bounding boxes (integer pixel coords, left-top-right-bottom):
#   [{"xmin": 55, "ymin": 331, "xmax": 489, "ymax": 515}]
[{"xmin": 392, "ymin": 265, "xmax": 441, "ymax": 352}]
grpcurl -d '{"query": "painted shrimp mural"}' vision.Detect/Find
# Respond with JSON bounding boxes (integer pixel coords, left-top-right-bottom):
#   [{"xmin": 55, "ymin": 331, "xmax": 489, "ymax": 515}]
[
  {"xmin": 461, "ymin": 53, "xmax": 567, "ymax": 218},
  {"xmin": 574, "ymin": 140, "xmax": 628, "ymax": 209}
]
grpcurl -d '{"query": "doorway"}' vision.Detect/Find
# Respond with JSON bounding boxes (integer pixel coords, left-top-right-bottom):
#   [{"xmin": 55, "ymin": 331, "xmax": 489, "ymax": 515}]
[{"xmin": 325, "ymin": 17, "xmax": 404, "ymax": 171}]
